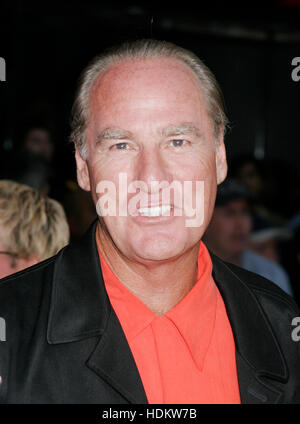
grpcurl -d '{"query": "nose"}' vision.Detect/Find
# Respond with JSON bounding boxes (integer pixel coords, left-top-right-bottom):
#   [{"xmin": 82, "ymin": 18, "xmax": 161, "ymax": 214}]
[{"xmin": 133, "ymin": 148, "xmax": 172, "ymax": 193}]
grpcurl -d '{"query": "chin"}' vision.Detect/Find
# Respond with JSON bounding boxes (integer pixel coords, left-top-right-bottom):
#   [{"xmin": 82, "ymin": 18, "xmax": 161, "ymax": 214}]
[{"xmin": 128, "ymin": 232, "xmax": 189, "ymax": 263}]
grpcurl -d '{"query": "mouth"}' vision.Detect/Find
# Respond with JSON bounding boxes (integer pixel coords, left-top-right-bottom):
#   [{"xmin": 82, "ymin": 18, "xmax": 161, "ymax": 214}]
[{"xmin": 137, "ymin": 205, "xmax": 174, "ymax": 217}]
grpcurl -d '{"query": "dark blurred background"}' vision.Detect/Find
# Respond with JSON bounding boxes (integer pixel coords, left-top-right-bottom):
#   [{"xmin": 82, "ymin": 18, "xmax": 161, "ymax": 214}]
[{"xmin": 1, "ymin": 0, "xmax": 300, "ymax": 301}]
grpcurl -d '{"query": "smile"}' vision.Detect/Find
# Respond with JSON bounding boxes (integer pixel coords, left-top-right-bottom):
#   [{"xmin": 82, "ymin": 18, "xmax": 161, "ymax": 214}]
[{"xmin": 137, "ymin": 205, "xmax": 174, "ymax": 217}]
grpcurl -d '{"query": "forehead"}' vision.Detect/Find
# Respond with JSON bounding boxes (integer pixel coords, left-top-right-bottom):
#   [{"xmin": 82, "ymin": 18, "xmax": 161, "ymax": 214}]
[
  {"xmin": 94, "ymin": 56, "xmax": 199, "ymax": 85},
  {"xmin": 90, "ymin": 57, "xmax": 206, "ymax": 114}
]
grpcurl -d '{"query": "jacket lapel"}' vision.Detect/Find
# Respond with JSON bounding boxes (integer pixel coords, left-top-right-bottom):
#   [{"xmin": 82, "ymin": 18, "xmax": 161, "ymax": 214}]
[
  {"xmin": 86, "ymin": 308, "xmax": 148, "ymax": 404},
  {"xmin": 211, "ymin": 254, "xmax": 288, "ymax": 404},
  {"xmin": 47, "ymin": 220, "xmax": 147, "ymax": 403}
]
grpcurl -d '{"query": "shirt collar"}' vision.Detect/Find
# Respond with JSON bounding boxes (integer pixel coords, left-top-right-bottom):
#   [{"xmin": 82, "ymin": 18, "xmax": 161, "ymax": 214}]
[{"xmin": 99, "ymin": 241, "xmax": 217, "ymax": 371}]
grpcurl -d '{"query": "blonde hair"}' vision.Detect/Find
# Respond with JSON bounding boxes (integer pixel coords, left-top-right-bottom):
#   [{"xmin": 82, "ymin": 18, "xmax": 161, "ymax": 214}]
[
  {"xmin": 70, "ymin": 39, "xmax": 228, "ymax": 158},
  {"xmin": 0, "ymin": 180, "xmax": 70, "ymax": 260}
]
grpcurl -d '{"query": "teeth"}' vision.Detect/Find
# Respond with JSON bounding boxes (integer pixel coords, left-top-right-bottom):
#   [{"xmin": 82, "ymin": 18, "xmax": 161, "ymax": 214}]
[{"xmin": 137, "ymin": 205, "xmax": 173, "ymax": 217}]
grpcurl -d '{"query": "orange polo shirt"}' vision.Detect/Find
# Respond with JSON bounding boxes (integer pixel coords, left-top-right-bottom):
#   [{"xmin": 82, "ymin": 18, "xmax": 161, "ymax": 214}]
[{"xmin": 98, "ymin": 242, "xmax": 241, "ymax": 404}]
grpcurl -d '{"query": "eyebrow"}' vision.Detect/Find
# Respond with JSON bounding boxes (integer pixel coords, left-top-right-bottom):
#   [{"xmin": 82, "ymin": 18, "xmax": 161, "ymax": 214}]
[
  {"xmin": 96, "ymin": 122, "xmax": 203, "ymax": 145},
  {"xmin": 160, "ymin": 123, "xmax": 203, "ymax": 138},
  {"xmin": 96, "ymin": 128, "xmax": 134, "ymax": 145}
]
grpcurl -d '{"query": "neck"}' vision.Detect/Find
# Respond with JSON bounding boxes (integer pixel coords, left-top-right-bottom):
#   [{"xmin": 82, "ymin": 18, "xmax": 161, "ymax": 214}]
[{"xmin": 96, "ymin": 223, "xmax": 200, "ymax": 316}]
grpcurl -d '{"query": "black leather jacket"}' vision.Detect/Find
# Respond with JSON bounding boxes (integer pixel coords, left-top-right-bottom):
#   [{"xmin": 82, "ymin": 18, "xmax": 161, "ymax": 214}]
[{"xmin": 0, "ymin": 221, "xmax": 300, "ymax": 403}]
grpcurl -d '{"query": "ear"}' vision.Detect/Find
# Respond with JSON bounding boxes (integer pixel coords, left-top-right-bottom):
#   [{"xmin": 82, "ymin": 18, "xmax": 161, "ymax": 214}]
[
  {"xmin": 215, "ymin": 136, "xmax": 228, "ymax": 185},
  {"xmin": 75, "ymin": 148, "xmax": 91, "ymax": 191}
]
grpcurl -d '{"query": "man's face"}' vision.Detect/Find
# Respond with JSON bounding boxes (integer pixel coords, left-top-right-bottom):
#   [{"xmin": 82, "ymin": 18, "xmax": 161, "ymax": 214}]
[
  {"xmin": 24, "ymin": 128, "xmax": 54, "ymax": 161},
  {"xmin": 238, "ymin": 162, "xmax": 262, "ymax": 196},
  {"xmin": 76, "ymin": 57, "xmax": 227, "ymax": 263},
  {"xmin": 204, "ymin": 199, "xmax": 252, "ymax": 258}
]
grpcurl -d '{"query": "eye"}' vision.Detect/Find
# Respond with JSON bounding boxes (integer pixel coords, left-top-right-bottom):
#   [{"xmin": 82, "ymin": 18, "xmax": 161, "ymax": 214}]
[
  {"xmin": 111, "ymin": 142, "xmax": 129, "ymax": 150},
  {"xmin": 170, "ymin": 139, "xmax": 187, "ymax": 148}
]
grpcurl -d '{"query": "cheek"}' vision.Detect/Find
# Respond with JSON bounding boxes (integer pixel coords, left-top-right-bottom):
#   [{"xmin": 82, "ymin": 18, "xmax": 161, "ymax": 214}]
[
  {"xmin": 88, "ymin": 152, "xmax": 135, "ymax": 185},
  {"xmin": 88, "ymin": 159, "xmax": 119, "ymax": 201},
  {"xmin": 183, "ymin": 159, "xmax": 217, "ymax": 211},
  {"xmin": 173, "ymin": 152, "xmax": 217, "ymax": 196}
]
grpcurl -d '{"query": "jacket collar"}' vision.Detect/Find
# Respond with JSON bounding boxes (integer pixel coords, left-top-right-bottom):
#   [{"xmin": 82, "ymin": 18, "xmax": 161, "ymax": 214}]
[
  {"xmin": 210, "ymin": 253, "xmax": 288, "ymax": 403},
  {"xmin": 47, "ymin": 220, "xmax": 110, "ymax": 344},
  {"xmin": 47, "ymin": 220, "xmax": 287, "ymax": 403},
  {"xmin": 211, "ymin": 253, "xmax": 288, "ymax": 379},
  {"xmin": 47, "ymin": 219, "xmax": 148, "ymax": 403}
]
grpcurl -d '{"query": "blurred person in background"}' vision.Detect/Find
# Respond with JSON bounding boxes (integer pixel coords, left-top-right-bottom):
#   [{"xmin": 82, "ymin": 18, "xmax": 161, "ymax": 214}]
[
  {"xmin": 280, "ymin": 217, "xmax": 300, "ymax": 305},
  {"xmin": 0, "ymin": 180, "xmax": 70, "ymax": 279},
  {"xmin": 1, "ymin": 122, "xmax": 56, "ymax": 196},
  {"xmin": 63, "ymin": 182, "xmax": 97, "ymax": 241},
  {"xmin": 230, "ymin": 155, "xmax": 300, "ymax": 225},
  {"xmin": 1, "ymin": 149, "xmax": 53, "ymax": 196},
  {"xmin": 2, "ymin": 120, "xmax": 96, "ymax": 237},
  {"xmin": 16, "ymin": 121, "xmax": 78, "ymax": 203},
  {"xmin": 248, "ymin": 215, "xmax": 292, "ymax": 263},
  {"xmin": 22, "ymin": 125, "xmax": 55, "ymax": 162},
  {"xmin": 229, "ymin": 155, "xmax": 264, "ymax": 199},
  {"xmin": 203, "ymin": 179, "xmax": 294, "ymax": 297}
]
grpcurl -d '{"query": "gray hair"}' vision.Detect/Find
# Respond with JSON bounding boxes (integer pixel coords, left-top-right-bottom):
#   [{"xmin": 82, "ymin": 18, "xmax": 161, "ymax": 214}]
[{"xmin": 70, "ymin": 39, "xmax": 228, "ymax": 158}]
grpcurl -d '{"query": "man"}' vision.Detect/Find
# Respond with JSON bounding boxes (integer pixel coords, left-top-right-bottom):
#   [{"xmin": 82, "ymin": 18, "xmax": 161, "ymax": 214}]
[
  {"xmin": 0, "ymin": 180, "xmax": 70, "ymax": 279},
  {"xmin": 203, "ymin": 178, "xmax": 294, "ymax": 297},
  {"xmin": 22, "ymin": 124, "xmax": 55, "ymax": 162},
  {"xmin": 0, "ymin": 39, "xmax": 299, "ymax": 404},
  {"xmin": 248, "ymin": 214, "xmax": 292, "ymax": 264}
]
